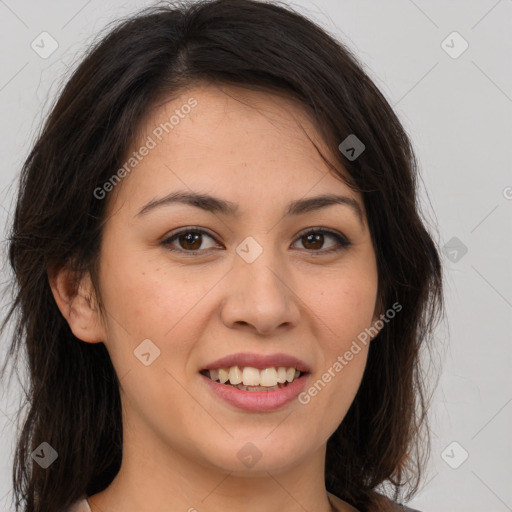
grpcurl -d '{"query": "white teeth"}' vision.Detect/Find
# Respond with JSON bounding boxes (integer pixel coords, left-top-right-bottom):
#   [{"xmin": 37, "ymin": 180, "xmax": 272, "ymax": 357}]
[
  {"xmin": 276, "ymin": 367, "xmax": 287, "ymax": 383},
  {"xmin": 205, "ymin": 365, "xmax": 303, "ymax": 387},
  {"xmin": 228, "ymin": 366, "xmax": 243, "ymax": 385},
  {"xmin": 218, "ymin": 368, "xmax": 229, "ymax": 384},
  {"xmin": 242, "ymin": 367, "xmax": 260, "ymax": 386},
  {"xmin": 260, "ymin": 367, "xmax": 278, "ymax": 387}
]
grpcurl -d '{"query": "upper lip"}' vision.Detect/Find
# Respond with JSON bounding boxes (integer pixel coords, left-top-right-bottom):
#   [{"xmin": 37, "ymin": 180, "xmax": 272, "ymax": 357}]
[{"xmin": 201, "ymin": 352, "xmax": 311, "ymax": 373}]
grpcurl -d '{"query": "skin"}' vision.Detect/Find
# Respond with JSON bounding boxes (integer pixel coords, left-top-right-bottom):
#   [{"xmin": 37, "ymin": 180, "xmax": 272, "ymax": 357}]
[{"xmin": 50, "ymin": 83, "xmax": 382, "ymax": 512}]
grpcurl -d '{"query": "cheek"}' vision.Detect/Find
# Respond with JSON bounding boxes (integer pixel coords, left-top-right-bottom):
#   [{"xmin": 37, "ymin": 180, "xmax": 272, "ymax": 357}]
[
  {"xmin": 301, "ymin": 261, "xmax": 376, "ymax": 409},
  {"xmin": 98, "ymin": 238, "xmax": 171, "ymax": 320},
  {"xmin": 97, "ymin": 243, "xmax": 218, "ymax": 354},
  {"xmin": 310, "ymin": 268, "xmax": 378, "ymax": 342},
  {"xmin": 302, "ymin": 282, "xmax": 373, "ymax": 432}
]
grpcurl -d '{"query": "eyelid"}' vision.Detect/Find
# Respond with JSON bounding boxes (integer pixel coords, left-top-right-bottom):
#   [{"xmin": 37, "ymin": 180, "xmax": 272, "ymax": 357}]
[
  {"xmin": 161, "ymin": 226, "xmax": 351, "ymax": 254},
  {"xmin": 292, "ymin": 227, "xmax": 352, "ymax": 253},
  {"xmin": 161, "ymin": 225, "xmax": 221, "ymax": 251}
]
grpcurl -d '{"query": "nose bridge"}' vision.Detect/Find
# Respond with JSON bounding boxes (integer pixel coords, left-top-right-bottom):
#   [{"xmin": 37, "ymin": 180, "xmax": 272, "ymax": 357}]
[{"xmin": 220, "ymin": 235, "xmax": 300, "ymax": 334}]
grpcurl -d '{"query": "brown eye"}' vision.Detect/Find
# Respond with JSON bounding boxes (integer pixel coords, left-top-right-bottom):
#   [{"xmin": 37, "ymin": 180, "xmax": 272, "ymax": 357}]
[
  {"xmin": 162, "ymin": 227, "xmax": 351, "ymax": 255},
  {"xmin": 162, "ymin": 228, "xmax": 220, "ymax": 253},
  {"xmin": 177, "ymin": 232, "xmax": 202, "ymax": 251},
  {"xmin": 301, "ymin": 232, "xmax": 324, "ymax": 250},
  {"xmin": 293, "ymin": 228, "xmax": 351, "ymax": 254}
]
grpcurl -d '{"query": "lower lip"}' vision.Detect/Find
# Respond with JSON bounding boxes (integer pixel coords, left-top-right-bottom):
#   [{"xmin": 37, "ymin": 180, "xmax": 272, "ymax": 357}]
[{"xmin": 200, "ymin": 373, "xmax": 310, "ymax": 412}]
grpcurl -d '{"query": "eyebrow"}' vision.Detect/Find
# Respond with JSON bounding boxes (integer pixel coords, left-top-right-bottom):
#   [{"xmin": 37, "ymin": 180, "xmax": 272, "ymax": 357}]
[{"xmin": 136, "ymin": 190, "xmax": 365, "ymax": 228}]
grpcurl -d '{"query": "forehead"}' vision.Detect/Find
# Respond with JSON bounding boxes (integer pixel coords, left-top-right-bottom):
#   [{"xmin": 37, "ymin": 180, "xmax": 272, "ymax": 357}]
[
  {"xmin": 106, "ymin": 82, "xmax": 361, "ymax": 217},
  {"xmin": 142, "ymin": 82, "xmax": 330, "ymax": 158}
]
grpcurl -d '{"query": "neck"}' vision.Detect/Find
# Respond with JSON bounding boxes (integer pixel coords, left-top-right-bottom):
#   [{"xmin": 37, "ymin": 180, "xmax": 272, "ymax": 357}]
[{"xmin": 87, "ymin": 438, "xmax": 340, "ymax": 511}]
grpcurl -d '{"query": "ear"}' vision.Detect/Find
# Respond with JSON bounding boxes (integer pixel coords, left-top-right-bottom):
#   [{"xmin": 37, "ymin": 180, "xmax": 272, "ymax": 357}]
[{"xmin": 48, "ymin": 264, "xmax": 106, "ymax": 343}]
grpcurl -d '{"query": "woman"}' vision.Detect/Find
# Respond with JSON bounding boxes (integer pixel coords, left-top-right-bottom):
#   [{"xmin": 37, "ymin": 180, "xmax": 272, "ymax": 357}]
[{"xmin": 0, "ymin": 1, "xmax": 443, "ymax": 511}]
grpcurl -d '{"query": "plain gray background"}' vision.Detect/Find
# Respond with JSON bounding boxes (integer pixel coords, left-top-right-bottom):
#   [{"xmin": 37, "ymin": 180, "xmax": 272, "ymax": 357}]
[{"xmin": 0, "ymin": 1, "xmax": 511, "ymax": 511}]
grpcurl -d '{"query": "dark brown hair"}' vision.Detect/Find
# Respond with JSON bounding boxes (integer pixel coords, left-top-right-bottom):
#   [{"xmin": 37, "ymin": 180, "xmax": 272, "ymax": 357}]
[{"xmin": 0, "ymin": 1, "xmax": 444, "ymax": 511}]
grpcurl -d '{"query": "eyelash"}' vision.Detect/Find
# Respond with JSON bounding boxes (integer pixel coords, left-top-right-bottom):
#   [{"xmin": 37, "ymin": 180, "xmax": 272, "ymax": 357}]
[{"xmin": 161, "ymin": 226, "xmax": 352, "ymax": 256}]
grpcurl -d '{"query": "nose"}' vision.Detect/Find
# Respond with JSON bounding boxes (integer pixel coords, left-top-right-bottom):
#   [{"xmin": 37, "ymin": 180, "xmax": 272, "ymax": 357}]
[{"xmin": 220, "ymin": 248, "xmax": 301, "ymax": 336}]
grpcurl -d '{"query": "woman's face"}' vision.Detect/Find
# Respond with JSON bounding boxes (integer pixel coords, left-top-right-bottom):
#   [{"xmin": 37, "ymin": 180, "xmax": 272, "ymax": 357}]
[{"xmin": 94, "ymin": 83, "xmax": 380, "ymax": 477}]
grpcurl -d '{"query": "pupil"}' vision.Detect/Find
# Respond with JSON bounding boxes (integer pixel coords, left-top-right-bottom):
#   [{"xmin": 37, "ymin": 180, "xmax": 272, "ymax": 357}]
[
  {"xmin": 182, "ymin": 232, "xmax": 201, "ymax": 250},
  {"xmin": 178, "ymin": 232, "xmax": 325, "ymax": 251},
  {"xmin": 305, "ymin": 233, "xmax": 322, "ymax": 250}
]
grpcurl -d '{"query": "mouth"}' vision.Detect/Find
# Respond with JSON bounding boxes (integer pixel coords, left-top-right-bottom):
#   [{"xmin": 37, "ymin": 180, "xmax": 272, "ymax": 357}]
[{"xmin": 199, "ymin": 366, "xmax": 307, "ymax": 392}]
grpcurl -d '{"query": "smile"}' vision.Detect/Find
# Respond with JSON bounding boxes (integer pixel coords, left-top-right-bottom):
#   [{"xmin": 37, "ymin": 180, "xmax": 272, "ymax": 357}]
[
  {"xmin": 200, "ymin": 365, "xmax": 304, "ymax": 391},
  {"xmin": 199, "ymin": 366, "xmax": 310, "ymax": 412}
]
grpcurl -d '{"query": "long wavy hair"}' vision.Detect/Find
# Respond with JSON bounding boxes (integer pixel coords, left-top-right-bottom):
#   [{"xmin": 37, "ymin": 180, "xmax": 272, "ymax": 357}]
[{"xmin": 0, "ymin": 1, "xmax": 444, "ymax": 511}]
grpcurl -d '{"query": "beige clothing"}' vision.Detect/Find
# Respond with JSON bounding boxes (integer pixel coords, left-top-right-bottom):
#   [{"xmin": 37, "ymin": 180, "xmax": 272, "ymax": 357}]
[{"xmin": 67, "ymin": 496, "xmax": 92, "ymax": 512}]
